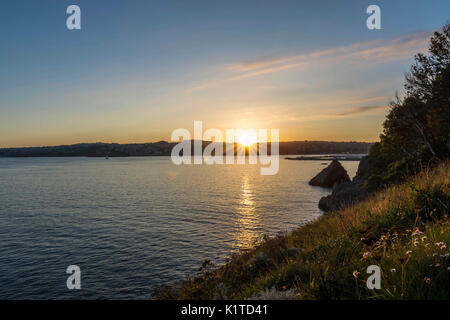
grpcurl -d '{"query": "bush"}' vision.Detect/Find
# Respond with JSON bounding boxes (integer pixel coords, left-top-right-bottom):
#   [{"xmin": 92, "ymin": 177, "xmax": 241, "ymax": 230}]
[{"xmin": 410, "ymin": 183, "xmax": 450, "ymax": 221}]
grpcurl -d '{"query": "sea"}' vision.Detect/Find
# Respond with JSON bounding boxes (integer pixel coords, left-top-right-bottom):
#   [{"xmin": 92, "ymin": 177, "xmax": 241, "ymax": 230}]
[{"xmin": 0, "ymin": 156, "xmax": 359, "ymax": 299}]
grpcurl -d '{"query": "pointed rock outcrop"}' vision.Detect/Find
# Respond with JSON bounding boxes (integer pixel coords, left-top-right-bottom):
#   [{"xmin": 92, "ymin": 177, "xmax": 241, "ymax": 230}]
[
  {"xmin": 318, "ymin": 156, "xmax": 369, "ymax": 212},
  {"xmin": 309, "ymin": 160, "xmax": 350, "ymax": 188}
]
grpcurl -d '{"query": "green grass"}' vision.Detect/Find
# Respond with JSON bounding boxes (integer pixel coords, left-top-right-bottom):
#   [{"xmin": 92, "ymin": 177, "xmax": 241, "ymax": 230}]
[{"xmin": 154, "ymin": 162, "xmax": 450, "ymax": 300}]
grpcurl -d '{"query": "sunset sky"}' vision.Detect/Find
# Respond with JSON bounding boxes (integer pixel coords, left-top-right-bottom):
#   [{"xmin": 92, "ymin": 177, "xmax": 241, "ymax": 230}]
[{"xmin": 1, "ymin": 0, "xmax": 449, "ymax": 147}]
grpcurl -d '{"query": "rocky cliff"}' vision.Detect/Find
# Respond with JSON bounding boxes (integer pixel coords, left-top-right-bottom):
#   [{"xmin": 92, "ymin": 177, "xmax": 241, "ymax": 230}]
[{"xmin": 318, "ymin": 157, "xmax": 369, "ymax": 212}]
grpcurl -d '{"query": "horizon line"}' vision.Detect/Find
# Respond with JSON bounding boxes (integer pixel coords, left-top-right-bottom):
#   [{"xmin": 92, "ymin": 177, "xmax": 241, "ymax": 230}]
[{"xmin": 0, "ymin": 139, "xmax": 377, "ymax": 149}]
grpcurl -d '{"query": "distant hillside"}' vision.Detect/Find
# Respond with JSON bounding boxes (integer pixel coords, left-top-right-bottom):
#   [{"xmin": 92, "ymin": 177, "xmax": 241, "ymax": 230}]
[{"xmin": 0, "ymin": 141, "xmax": 372, "ymax": 157}]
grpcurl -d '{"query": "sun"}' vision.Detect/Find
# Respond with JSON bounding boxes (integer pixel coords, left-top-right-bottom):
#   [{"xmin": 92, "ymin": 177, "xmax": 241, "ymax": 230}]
[{"xmin": 236, "ymin": 130, "xmax": 258, "ymax": 147}]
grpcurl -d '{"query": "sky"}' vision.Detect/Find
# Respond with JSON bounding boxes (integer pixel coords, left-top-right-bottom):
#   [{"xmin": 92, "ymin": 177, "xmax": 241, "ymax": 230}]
[{"xmin": 0, "ymin": 0, "xmax": 449, "ymax": 147}]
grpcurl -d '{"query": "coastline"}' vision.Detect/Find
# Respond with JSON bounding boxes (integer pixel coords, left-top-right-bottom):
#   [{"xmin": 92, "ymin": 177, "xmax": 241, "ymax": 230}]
[
  {"xmin": 0, "ymin": 141, "xmax": 372, "ymax": 158},
  {"xmin": 285, "ymin": 155, "xmax": 364, "ymax": 161},
  {"xmin": 154, "ymin": 162, "xmax": 450, "ymax": 300}
]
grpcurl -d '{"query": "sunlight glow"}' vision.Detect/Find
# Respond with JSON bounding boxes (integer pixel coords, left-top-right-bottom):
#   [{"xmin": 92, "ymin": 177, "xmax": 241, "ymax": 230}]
[{"xmin": 236, "ymin": 130, "xmax": 258, "ymax": 147}]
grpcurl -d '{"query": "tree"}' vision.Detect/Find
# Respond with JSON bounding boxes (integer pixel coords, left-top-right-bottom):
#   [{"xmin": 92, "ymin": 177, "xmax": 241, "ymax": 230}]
[{"xmin": 364, "ymin": 23, "xmax": 450, "ymax": 190}]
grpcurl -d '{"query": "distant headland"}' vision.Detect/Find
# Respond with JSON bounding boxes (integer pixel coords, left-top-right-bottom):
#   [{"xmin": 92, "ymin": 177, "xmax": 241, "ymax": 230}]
[{"xmin": 0, "ymin": 141, "xmax": 373, "ymax": 157}]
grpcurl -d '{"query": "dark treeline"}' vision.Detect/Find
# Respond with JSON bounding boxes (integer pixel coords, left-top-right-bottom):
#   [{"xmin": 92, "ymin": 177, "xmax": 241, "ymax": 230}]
[
  {"xmin": 0, "ymin": 140, "xmax": 372, "ymax": 157},
  {"xmin": 362, "ymin": 23, "xmax": 450, "ymax": 191}
]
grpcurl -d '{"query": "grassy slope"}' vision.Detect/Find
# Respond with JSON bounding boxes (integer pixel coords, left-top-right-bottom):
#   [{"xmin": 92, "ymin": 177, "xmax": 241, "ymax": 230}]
[{"xmin": 154, "ymin": 163, "xmax": 450, "ymax": 300}]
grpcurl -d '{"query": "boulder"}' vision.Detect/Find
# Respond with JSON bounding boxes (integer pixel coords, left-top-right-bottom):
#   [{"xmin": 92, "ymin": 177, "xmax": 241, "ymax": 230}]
[
  {"xmin": 318, "ymin": 156, "xmax": 369, "ymax": 212},
  {"xmin": 318, "ymin": 181, "xmax": 366, "ymax": 212},
  {"xmin": 309, "ymin": 160, "xmax": 350, "ymax": 188}
]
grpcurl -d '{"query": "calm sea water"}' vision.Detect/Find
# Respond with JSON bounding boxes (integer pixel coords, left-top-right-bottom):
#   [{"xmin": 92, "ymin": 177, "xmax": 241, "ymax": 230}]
[{"xmin": 0, "ymin": 156, "xmax": 358, "ymax": 299}]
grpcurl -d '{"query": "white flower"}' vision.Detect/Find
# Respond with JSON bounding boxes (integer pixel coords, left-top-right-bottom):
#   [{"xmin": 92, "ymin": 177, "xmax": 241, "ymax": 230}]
[
  {"xmin": 362, "ymin": 251, "xmax": 371, "ymax": 259},
  {"xmin": 435, "ymin": 242, "xmax": 446, "ymax": 249},
  {"xmin": 390, "ymin": 268, "xmax": 397, "ymax": 273},
  {"xmin": 406, "ymin": 250, "xmax": 412, "ymax": 255}
]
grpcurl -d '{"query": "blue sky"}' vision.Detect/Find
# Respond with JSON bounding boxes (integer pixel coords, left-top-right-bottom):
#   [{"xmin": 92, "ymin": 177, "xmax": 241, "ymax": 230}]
[{"xmin": 0, "ymin": 0, "xmax": 449, "ymax": 147}]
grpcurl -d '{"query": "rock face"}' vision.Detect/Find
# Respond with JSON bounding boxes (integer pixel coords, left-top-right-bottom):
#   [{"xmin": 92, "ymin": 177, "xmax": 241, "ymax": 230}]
[
  {"xmin": 309, "ymin": 160, "xmax": 351, "ymax": 188},
  {"xmin": 318, "ymin": 181, "xmax": 367, "ymax": 212},
  {"xmin": 318, "ymin": 156, "xmax": 369, "ymax": 212}
]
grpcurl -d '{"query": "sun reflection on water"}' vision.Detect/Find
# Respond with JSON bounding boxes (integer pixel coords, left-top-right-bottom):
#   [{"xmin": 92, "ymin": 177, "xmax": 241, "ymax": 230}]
[{"xmin": 234, "ymin": 174, "xmax": 261, "ymax": 250}]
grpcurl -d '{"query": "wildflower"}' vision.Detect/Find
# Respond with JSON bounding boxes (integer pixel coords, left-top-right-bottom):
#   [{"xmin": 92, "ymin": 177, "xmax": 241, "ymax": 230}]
[
  {"xmin": 421, "ymin": 236, "xmax": 427, "ymax": 242},
  {"xmin": 390, "ymin": 268, "xmax": 397, "ymax": 273},
  {"xmin": 424, "ymin": 277, "xmax": 431, "ymax": 284},
  {"xmin": 412, "ymin": 229, "xmax": 423, "ymax": 236},
  {"xmin": 413, "ymin": 241, "xmax": 419, "ymax": 247},
  {"xmin": 443, "ymin": 253, "xmax": 449, "ymax": 258},
  {"xmin": 447, "ymin": 267, "xmax": 450, "ymax": 271},
  {"xmin": 433, "ymin": 253, "xmax": 438, "ymax": 257},
  {"xmin": 362, "ymin": 251, "xmax": 371, "ymax": 259},
  {"xmin": 435, "ymin": 264, "xmax": 441, "ymax": 267},
  {"xmin": 353, "ymin": 271, "xmax": 360, "ymax": 279},
  {"xmin": 435, "ymin": 242, "xmax": 446, "ymax": 248},
  {"xmin": 406, "ymin": 250, "xmax": 412, "ymax": 255}
]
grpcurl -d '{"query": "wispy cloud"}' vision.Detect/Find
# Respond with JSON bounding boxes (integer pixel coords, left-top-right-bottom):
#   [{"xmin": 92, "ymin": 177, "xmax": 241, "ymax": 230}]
[
  {"xmin": 226, "ymin": 31, "xmax": 431, "ymax": 79},
  {"xmin": 188, "ymin": 31, "xmax": 430, "ymax": 92},
  {"xmin": 346, "ymin": 96, "xmax": 391, "ymax": 105},
  {"xmin": 331, "ymin": 105, "xmax": 389, "ymax": 117},
  {"xmin": 228, "ymin": 62, "xmax": 308, "ymax": 80},
  {"xmin": 236, "ymin": 103, "xmax": 390, "ymax": 126},
  {"xmin": 226, "ymin": 56, "xmax": 291, "ymax": 72}
]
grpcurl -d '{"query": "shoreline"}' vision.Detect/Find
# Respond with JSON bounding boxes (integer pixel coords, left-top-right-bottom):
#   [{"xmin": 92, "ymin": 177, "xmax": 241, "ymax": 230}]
[
  {"xmin": 154, "ymin": 162, "xmax": 450, "ymax": 299},
  {"xmin": 285, "ymin": 155, "xmax": 364, "ymax": 161}
]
